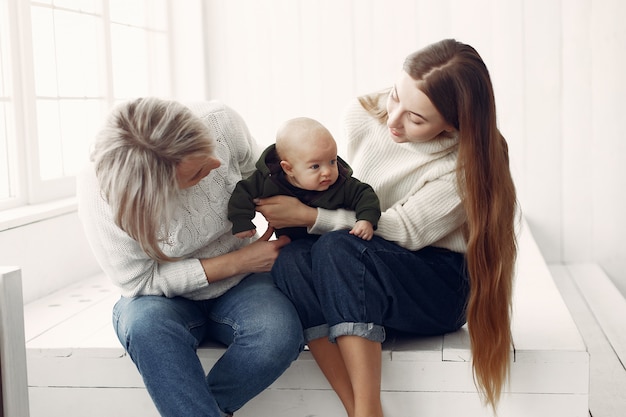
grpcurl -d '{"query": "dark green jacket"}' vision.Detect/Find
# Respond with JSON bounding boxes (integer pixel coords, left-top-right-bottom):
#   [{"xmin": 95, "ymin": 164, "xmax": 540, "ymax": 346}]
[{"xmin": 228, "ymin": 144, "xmax": 381, "ymax": 240}]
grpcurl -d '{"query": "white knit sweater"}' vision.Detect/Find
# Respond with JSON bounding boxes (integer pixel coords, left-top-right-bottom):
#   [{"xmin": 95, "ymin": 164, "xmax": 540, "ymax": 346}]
[
  {"xmin": 311, "ymin": 99, "xmax": 468, "ymax": 253},
  {"xmin": 77, "ymin": 101, "xmax": 261, "ymax": 300}
]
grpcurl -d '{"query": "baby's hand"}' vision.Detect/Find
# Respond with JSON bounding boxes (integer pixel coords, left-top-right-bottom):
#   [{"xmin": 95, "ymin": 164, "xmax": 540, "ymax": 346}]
[
  {"xmin": 234, "ymin": 229, "xmax": 256, "ymax": 239},
  {"xmin": 349, "ymin": 220, "xmax": 374, "ymax": 241}
]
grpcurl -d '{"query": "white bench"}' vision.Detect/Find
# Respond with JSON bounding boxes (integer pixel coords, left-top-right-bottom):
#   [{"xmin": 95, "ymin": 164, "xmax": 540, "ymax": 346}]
[
  {"xmin": 1, "ymin": 267, "xmax": 31, "ymax": 417},
  {"xmin": 24, "ymin": 221, "xmax": 589, "ymax": 417},
  {"xmin": 550, "ymin": 263, "xmax": 626, "ymax": 417}
]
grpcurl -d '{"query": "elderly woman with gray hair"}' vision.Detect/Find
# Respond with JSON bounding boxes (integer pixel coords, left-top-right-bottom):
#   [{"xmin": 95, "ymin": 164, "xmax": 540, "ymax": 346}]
[{"xmin": 77, "ymin": 98, "xmax": 303, "ymax": 417}]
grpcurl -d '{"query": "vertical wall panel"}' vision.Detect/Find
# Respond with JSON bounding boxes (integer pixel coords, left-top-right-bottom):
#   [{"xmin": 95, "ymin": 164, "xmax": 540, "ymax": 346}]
[
  {"xmin": 561, "ymin": 0, "xmax": 593, "ymax": 262},
  {"xmin": 449, "ymin": 0, "xmax": 494, "ymax": 57},
  {"xmin": 204, "ymin": 0, "xmax": 293, "ymax": 145},
  {"xmin": 591, "ymin": 0, "xmax": 626, "ymax": 295},
  {"xmin": 169, "ymin": 0, "xmax": 206, "ymax": 101},
  {"xmin": 203, "ymin": 0, "xmax": 230, "ymax": 100},
  {"xmin": 490, "ymin": 0, "xmax": 525, "ymax": 197},
  {"xmin": 416, "ymin": 0, "xmax": 452, "ymax": 46},
  {"xmin": 267, "ymin": 0, "xmax": 303, "ymax": 127},
  {"xmin": 313, "ymin": 0, "xmax": 356, "ymax": 143},
  {"xmin": 236, "ymin": 1, "xmax": 275, "ymax": 143},
  {"xmin": 352, "ymin": 0, "xmax": 421, "ymax": 94},
  {"xmin": 298, "ymin": 1, "xmax": 325, "ymax": 125},
  {"xmin": 521, "ymin": 0, "xmax": 562, "ymax": 262}
]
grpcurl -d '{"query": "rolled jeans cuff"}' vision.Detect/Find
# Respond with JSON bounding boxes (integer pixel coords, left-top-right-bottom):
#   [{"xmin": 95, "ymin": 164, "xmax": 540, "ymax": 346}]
[
  {"xmin": 329, "ymin": 322, "xmax": 386, "ymax": 343},
  {"xmin": 303, "ymin": 324, "xmax": 330, "ymax": 342}
]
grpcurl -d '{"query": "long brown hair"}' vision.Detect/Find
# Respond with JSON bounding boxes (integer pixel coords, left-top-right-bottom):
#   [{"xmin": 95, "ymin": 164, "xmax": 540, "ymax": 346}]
[
  {"xmin": 91, "ymin": 97, "xmax": 215, "ymax": 262},
  {"xmin": 361, "ymin": 39, "xmax": 518, "ymax": 409}
]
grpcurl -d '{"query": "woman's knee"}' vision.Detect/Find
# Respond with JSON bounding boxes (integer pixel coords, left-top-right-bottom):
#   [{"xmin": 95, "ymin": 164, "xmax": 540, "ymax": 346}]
[
  {"xmin": 227, "ymin": 275, "xmax": 304, "ymax": 356},
  {"xmin": 272, "ymin": 239, "xmax": 313, "ymax": 292},
  {"xmin": 253, "ymin": 292, "xmax": 304, "ymax": 355},
  {"xmin": 314, "ymin": 230, "xmax": 362, "ymax": 259},
  {"xmin": 113, "ymin": 296, "xmax": 198, "ymax": 349},
  {"xmin": 273, "ymin": 239, "xmax": 313, "ymax": 272}
]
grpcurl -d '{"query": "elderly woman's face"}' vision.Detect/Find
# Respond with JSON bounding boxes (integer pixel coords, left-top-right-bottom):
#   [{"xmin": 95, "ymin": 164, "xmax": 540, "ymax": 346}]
[{"xmin": 176, "ymin": 153, "xmax": 221, "ymax": 189}]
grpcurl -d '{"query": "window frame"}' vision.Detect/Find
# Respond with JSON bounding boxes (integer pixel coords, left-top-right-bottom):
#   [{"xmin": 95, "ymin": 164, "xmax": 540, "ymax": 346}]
[{"xmin": 0, "ymin": 0, "xmax": 176, "ymax": 213}]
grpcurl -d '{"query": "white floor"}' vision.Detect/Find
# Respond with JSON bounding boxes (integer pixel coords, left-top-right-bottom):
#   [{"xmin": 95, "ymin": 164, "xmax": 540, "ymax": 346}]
[{"xmin": 550, "ymin": 264, "xmax": 626, "ymax": 417}]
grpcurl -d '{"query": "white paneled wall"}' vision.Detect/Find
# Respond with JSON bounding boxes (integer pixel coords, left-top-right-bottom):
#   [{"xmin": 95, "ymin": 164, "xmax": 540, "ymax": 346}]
[
  {"xmin": 201, "ymin": 0, "xmax": 626, "ymax": 294},
  {"xmin": 590, "ymin": 0, "xmax": 626, "ymax": 292},
  {"xmin": 562, "ymin": 0, "xmax": 594, "ymax": 263}
]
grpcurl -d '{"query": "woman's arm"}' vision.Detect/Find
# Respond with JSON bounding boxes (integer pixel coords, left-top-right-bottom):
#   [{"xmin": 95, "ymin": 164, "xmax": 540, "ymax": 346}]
[
  {"xmin": 373, "ymin": 176, "xmax": 466, "ymax": 251},
  {"xmin": 255, "ymin": 176, "xmax": 466, "ymax": 252},
  {"xmin": 201, "ymin": 228, "xmax": 290, "ymax": 281},
  {"xmin": 254, "ymin": 195, "xmax": 319, "ymax": 230},
  {"xmin": 80, "ymin": 181, "xmax": 289, "ymax": 298}
]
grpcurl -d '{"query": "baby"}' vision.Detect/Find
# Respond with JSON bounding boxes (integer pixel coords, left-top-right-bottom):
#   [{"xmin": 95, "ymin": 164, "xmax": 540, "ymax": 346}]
[{"xmin": 228, "ymin": 117, "xmax": 380, "ymax": 240}]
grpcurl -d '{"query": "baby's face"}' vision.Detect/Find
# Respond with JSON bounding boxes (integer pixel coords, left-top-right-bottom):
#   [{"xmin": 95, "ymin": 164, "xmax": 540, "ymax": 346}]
[{"xmin": 283, "ymin": 133, "xmax": 339, "ymax": 192}]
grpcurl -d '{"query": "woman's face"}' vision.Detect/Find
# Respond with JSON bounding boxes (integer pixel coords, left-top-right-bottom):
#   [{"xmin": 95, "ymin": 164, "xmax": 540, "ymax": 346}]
[
  {"xmin": 176, "ymin": 153, "xmax": 221, "ymax": 189},
  {"xmin": 386, "ymin": 70, "xmax": 454, "ymax": 143}
]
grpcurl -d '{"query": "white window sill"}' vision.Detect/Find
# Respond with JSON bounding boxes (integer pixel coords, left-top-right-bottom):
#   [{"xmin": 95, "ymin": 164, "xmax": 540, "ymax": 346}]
[{"xmin": 0, "ymin": 198, "xmax": 78, "ymax": 232}]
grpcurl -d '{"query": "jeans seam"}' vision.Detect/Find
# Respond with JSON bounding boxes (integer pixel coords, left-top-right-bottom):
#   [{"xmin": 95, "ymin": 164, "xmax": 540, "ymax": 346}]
[
  {"xmin": 207, "ymin": 313, "xmax": 240, "ymax": 335},
  {"xmin": 357, "ymin": 245, "xmax": 368, "ymax": 322}
]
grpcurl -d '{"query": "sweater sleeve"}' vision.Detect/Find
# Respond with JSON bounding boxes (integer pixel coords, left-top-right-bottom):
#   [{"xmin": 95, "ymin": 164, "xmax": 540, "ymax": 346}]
[
  {"xmin": 309, "ymin": 207, "xmax": 356, "ymax": 235},
  {"xmin": 310, "ymin": 98, "xmax": 467, "ymax": 252},
  {"xmin": 311, "ymin": 174, "xmax": 465, "ymax": 251},
  {"xmin": 77, "ymin": 165, "xmax": 210, "ymax": 298},
  {"xmin": 77, "ymin": 101, "xmax": 261, "ymax": 299},
  {"xmin": 342, "ymin": 178, "xmax": 381, "ymax": 228},
  {"xmin": 374, "ymin": 173, "xmax": 466, "ymax": 251}
]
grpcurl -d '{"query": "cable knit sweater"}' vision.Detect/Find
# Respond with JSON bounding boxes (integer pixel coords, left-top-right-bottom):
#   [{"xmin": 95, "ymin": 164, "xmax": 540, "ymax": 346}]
[
  {"xmin": 310, "ymin": 98, "xmax": 468, "ymax": 253},
  {"xmin": 77, "ymin": 101, "xmax": 261, "ymax": 300}
]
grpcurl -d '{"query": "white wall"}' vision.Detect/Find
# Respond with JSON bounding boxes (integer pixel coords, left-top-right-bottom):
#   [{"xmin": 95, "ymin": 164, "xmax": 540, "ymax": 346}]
[
  {"xmin": 0, "ymin": 0, "xmax": 208, "ymax": 303},
  {"xmin": 0, "ymin": 212, "xmax": 101, "ymax": 303},
  {"xmin": 4, "ymin": 0, "xmax": 625, "ymax": 302},
  {"xmin": 201, "ymin": 0, "xmax": 626, "ymax": 295}
]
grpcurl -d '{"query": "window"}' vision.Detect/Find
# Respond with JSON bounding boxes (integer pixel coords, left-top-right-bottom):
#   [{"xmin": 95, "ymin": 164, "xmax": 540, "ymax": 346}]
[
  {"xmin": 0, "ymin": 0, "xmax": 172, "ymax": 211},
  {"xmin": 0, "ymin": 0, "xmax": 19, "ymax": 205}
]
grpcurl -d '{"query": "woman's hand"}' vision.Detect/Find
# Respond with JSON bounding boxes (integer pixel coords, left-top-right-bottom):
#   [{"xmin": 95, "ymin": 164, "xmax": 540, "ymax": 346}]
[
  {"xmin": 200, "ymin": 227, "xmax": 290, "ymax": 282},
  {"xmin": 238, "ymin": 226, "xmax": 291, "ymax": 272},
  {"xmin": 254, "ymin": 195, "xmax": 317, "ymax": 229}
]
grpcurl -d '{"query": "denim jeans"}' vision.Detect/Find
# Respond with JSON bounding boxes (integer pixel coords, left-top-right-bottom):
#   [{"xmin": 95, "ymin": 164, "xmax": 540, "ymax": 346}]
[
  {"xmin": 112, "ymin": 273, "xmax": 304, "ymax": 417},
  {"xmin": 272, "ymin": 230, "xmax": 469, "ymax": 343}
]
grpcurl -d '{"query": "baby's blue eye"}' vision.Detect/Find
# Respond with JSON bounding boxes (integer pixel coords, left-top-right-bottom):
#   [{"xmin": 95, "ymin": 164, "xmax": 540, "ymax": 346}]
[{"xmin": 311, "ymin": 164, "xmax": 320, "ymax": 169}]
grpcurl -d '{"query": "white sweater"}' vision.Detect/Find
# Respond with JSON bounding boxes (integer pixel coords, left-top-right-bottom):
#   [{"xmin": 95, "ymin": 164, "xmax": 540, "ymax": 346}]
[
  {"xmin": 77, "ymin": 101, "xmax": 261, "ymax": 300},
  {"xmin": 311, "ymin": 99, "xmax": 468, "ymax": 253}
]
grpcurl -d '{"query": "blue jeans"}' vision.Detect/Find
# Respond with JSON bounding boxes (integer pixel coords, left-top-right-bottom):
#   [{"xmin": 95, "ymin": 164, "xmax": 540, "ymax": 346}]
[
  {"xmin": 272, "ymin": 230, "xmax": 469, "ymax": 343},
  {"xmin": 112, "ymin": 273, "xmax": 304, "ymax": 417}
]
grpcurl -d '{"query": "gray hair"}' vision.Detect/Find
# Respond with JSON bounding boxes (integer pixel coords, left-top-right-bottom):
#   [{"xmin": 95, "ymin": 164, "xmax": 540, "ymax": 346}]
[{"xmin": 91, "ymin": 97, "xmax": 215, "ymax": 262}]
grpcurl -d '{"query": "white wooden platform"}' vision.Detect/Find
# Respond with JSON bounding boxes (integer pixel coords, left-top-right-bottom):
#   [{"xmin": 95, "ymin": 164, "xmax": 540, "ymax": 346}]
[
  {"xmin": 550, "ymin": 263, "xmax": 626, "ymax": 417},
  {"xmin": 24, "ymin": 222, "xmax": 589, "ymax": 417},
  {"xmin": 1, "ymin": 267, "xmax": 31, "ymax": 417}
]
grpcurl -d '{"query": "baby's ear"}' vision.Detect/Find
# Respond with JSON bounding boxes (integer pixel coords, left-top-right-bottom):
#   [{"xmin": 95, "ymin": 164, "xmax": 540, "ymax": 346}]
[{"xmin": 280, "ymin": 160, "xmax": 293, "ymax": 175}]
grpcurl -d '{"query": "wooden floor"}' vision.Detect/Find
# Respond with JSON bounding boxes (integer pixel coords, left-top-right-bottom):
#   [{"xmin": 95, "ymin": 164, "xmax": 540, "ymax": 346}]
[{"xmin": 550, "ymin": 263, "xmax": 626, "ymax": 417}]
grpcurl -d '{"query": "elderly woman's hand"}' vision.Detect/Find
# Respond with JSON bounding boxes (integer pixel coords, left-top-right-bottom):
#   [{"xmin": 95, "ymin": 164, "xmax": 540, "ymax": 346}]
[
  {"xmin": 254, "ymin": 195, "xmax": 317, "ymax": 230},
  {"xmin": 239, "ymin": 226, "xmax": 291, "ymax": 272},
  {"xmin": 200, "ymin": 227, "xmax": 290, "ymax": 281}
]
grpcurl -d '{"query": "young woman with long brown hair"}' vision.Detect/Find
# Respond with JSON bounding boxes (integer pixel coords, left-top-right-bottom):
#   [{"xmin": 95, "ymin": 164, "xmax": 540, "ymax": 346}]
[{"xmin": 256, "ymin": 38, "xmax": 518, "ymax": 416}]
